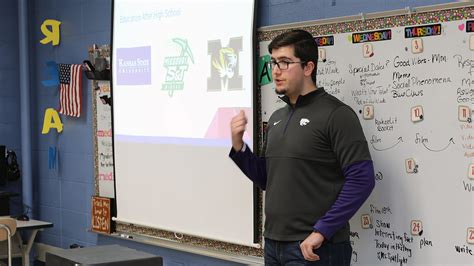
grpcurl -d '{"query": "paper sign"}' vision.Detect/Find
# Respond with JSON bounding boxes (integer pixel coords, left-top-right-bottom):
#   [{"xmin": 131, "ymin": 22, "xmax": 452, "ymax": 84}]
[{"xmin": 91, "ymin": 196, "xmax": 113, "ymax": 234}]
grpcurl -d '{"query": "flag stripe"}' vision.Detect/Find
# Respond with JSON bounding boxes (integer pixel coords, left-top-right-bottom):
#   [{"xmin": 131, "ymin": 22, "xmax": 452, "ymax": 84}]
[
  {"xmin": 73, "ymin": 65, "xmax": 78, "ymax": 116},
  {"xmin": 64, "ymin": 83, "xmax": 69, "ymax": 116},
  {"xmin": 76, "ymin": 64, "xmax": 82, "ymax": 116},
  {"xmin": 75, "ymin": 64, "xmax": 82, "ymax": 116},
  {"xmin": 73, "ymin": 64, "xmax": 78, "ymax": 116},
  {"xmin": 59, "ymin": 85, "xmax": 65, "ymax": 114},
  {"xmin": 70, "ymin": 65, "xmax": 75, "ymax": 116},
  {"xmin": 58, "ymin": 85, "xmax": 62, "ymax": 113},
  {"xmin": 74, "ymin": 64, "xmax": 82, "ymax": 117}
]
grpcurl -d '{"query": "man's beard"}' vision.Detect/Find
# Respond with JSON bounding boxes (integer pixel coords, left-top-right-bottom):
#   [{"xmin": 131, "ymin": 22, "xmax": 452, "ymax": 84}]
[{"xmin": 274, "ymin": 87, "xmax": 287, "ymax": 96}]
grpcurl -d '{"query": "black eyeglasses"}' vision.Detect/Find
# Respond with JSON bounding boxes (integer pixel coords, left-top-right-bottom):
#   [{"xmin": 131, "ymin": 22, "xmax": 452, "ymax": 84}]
[{"xmin": 268, "ymin": 60, "xmax": 306, "ymax": 70}]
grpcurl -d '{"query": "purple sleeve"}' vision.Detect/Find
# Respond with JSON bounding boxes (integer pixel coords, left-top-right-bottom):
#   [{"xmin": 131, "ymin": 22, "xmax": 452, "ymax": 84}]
[
  {"xmin": 313, "ymin": 160, "xmax": 375, "ymax": 239},
  {"xmin": 229, "ymin": 144, "xmax": 267, "ymax": 190}
]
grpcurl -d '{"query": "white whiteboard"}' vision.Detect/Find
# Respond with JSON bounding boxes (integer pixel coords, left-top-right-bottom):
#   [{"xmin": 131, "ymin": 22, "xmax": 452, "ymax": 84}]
[{"xmin": 259, "ymin": 11, "xmax": 474, "ymax": 266}]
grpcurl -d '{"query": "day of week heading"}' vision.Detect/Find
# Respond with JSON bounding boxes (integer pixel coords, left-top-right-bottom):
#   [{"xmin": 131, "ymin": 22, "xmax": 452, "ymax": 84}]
[
  {"xmin": 467, "ymin": 21, "xmax": 474, "ymax": 33},
  {"xmin": 352, "ymin": 29, "xmax": 392, "ymax": 43},
  {"xmin": 405, "ymin": 24, "xmax": 441, "ymax": 38},
  {"xmin": 314, "ymin": 36, "xmax": 334, "ymax": 46}
]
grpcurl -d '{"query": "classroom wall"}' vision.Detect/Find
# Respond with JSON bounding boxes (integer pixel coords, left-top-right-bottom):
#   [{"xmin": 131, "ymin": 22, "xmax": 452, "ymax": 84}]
[
  {"xmin": 6, "ymin": 0, "xmax": 457, "ymax": 265},
  {"xmin": 29, "ymin": 0, "xmax": 240, "ymax": 265},
  {"xmin": 0, "ymin": 0, "xmax": 23, "ymax": 215},
  {"xmin": 31, "ymin": 0, "xmax": 108, "ymax": 250}
]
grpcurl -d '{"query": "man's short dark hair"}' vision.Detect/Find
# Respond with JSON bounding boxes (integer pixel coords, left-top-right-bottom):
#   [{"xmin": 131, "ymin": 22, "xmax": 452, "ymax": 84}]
[{"xmin": 268, "ymin": 29, "xmax": 318, "ymax": 83}]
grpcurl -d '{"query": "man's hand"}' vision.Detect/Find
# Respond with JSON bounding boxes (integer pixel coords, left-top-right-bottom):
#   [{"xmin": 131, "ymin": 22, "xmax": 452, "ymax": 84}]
[
  {"xmin": 230, "ymin": 110, "xmax": 247, "ymax": 151},
  {"xmin": 300, "ymin": 231, "xmax": 325, "ymax": 261}
]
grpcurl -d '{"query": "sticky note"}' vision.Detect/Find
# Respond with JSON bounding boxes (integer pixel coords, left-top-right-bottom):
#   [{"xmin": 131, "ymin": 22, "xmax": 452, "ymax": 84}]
[
  {"xmin": 468, "ymin": 164, "xmax": 474, "ymax": 180},
  {"xmin": 411, "ymin": 220, "xmax": 423, "ymax": 236},
  {"xmin": 318, "ymin": 48, "xmax": 327, "ymax": 62},
  {"xmin": 458, "ymin": 105, "xmax": 471, "ymax": 122},
  {"xmin": 411, "ymin": 38, "xmax": 424, "ymax": 54},
  {"xmin": 363, "ymin": 104, "xmax": 374, "ymax": 120},
  {"xmin": 363, "ymin": 43, "xmax": 374, "ymax": 58},
  {"xmin": 467, "ymin": 227, "xmax": 474, "ymax": 244},
  {"xmin": 405, "ymin": 158, "xmax": 417, "ymax": 173},
  {"xmin": 411, "ymin": 105, "xmax": 424, "ymax": 122},
  {"xmin": 361, "ymin": 214, "xmax": 372, "ymax": 229}
]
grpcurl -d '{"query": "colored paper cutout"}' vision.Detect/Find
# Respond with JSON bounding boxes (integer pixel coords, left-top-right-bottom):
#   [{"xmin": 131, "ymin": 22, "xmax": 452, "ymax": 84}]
[
  {"xmin": 41, "ymin": 61, "xmax": 59, "ymax": 87},
  {"xmin": 258, "ymin": 55, "xmax": 272, "ymax": 86},
  {"xmin": 40, "ymin": 19, "xmax": 61, "ymax": 46},
  {"xmin": 48, "ymin": 146, "xmax": 57, "ymax": 169},
  {"xmin": 42, "ymin": 108, "xmax": 63, "ymax": 134}
]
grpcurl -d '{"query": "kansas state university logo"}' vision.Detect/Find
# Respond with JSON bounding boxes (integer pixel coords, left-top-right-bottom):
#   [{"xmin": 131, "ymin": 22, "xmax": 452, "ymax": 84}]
[
  {"xmin": 116, "ymin": 46, "xmax": 151, "ymax": 85},
  {"xmin": 207, "ymin": 37, "xmax": 243, "ymax": 91}
]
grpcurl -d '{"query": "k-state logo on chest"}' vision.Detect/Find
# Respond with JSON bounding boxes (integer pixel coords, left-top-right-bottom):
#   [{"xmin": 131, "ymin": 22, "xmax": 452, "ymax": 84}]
[{"xmin": 299, "ymin": 118, "xmax": 310, "ymax": 126}]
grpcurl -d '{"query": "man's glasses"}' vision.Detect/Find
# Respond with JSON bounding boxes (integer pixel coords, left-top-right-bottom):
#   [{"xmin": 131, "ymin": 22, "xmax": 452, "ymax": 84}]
[{"xmin": 268, "ymin": 60, "xmax": 306, "ymax": 70}]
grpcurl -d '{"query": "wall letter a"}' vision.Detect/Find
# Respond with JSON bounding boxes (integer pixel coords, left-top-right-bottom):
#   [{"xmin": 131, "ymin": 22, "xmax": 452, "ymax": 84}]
[{"xmin": 42, "ymin": 108, "xmax": 63, "ymax": 134}]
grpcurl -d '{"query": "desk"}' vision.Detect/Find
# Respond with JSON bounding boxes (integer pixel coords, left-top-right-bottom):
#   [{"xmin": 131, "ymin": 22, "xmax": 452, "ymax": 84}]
[
  {"xmin": 46, "ymin": 244, "xmax": 163, "ymax": 265},
  {"xmin": 15, "ymin": 219, "xmax": 53, "ymax": 266}
]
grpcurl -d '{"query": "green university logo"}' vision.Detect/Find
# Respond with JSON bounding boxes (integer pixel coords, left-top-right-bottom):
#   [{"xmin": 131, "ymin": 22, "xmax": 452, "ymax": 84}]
[{"xmin": 162, "ymin": 38, "xmax": 194, "ymax": 97}]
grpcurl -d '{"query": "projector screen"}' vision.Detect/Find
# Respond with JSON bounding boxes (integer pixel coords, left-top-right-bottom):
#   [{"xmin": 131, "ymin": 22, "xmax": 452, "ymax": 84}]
[{"xmin": 112, "ymin": 0, "xmax": 257, "ymax": 246}]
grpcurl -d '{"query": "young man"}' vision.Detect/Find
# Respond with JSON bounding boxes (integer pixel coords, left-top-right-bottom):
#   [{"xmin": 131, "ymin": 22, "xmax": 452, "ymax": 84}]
[{"xmin": 229, "ymin": 29, "xmax": 375, "ymax": 265}]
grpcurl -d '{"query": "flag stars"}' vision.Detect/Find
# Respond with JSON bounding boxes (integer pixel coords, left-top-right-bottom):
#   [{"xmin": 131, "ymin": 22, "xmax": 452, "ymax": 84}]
[{"xmin": 59, "ymin": 63, "xmax": 71, "ymax": 84}]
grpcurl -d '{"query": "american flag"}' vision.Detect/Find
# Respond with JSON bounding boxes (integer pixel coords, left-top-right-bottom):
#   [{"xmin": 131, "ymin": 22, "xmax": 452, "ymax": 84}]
[{"xmin": 58, "ymin": 64, "xmax": 83, "ymax": 117}]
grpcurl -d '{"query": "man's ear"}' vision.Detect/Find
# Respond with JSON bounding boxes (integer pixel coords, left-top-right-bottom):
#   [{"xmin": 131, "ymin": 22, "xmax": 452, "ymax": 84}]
[{"xmin": 304, "ymin": 61, "xmax": 315, "ymax": 77}]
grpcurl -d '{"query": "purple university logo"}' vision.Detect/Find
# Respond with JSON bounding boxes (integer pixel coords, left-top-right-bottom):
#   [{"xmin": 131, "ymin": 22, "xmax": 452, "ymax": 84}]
[{"xmin": 116, "ymin": 46, "xmax": 151, "ymax": 85}]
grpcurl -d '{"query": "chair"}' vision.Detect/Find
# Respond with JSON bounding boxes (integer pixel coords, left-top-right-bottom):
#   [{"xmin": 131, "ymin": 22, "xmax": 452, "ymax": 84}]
[{"xmin": 0, "ymin": 218, "xmax": 16, "ymax": 266}]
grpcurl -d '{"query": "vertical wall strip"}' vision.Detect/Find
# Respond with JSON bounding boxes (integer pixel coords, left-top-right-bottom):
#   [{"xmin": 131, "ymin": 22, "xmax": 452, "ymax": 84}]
[{"xmin": 18, "ymin": 0, "xmax": 33, "ymax": 217}]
